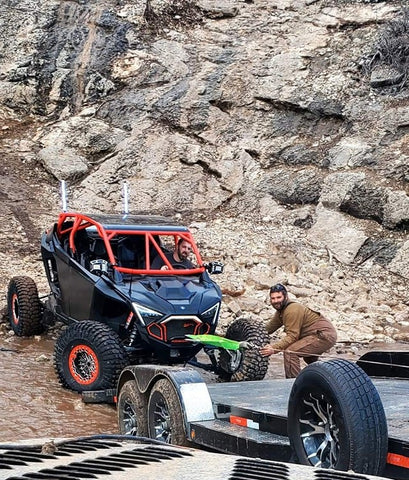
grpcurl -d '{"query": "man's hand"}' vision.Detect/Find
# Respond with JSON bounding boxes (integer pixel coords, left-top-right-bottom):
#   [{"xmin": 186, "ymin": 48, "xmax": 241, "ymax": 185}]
[
  {"xmin": 160, "ymin": 265, "xmax": 169, "ymax": 271},
  {"xmin": 260, "ymin": 344, "xmax": 279, "ymax": 356}
]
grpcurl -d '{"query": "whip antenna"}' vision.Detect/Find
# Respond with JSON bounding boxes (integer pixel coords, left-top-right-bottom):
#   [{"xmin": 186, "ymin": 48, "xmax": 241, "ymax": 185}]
[
  {"xmin": 123, "ymin": 181, "xmax": 129, "ymax": 217},
  {"xmin": 61, "ymin": 180, "xmax": 67, "ymax": 212}
]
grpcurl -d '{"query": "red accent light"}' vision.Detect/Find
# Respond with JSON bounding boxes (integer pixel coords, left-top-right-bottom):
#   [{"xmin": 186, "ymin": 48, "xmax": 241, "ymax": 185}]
[
  {"xmin": 195, "ymin": 323, "xmax": 210, "ymax": 335},
  {"xmin": 147, "ymin": 323, "xmax": 165, "ymax": 341}
]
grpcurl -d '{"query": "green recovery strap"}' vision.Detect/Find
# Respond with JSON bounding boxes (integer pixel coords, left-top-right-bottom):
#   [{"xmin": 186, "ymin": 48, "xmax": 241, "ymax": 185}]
[{"xmin": 186, "ymin": 334, "xmax": 242, "ymax": 351}]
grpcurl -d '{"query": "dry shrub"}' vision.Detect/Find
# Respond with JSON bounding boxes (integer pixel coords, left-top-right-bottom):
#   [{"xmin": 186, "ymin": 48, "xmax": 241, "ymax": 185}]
[{"xmin": 362, "ymin": 8, "xmax": 409, "ymax": 91}]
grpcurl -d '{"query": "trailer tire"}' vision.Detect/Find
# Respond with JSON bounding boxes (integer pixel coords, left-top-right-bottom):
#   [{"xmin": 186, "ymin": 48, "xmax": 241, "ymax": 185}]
[
  {"xmin": 54, "ymin": 321, "xmax": 129, "ymax": 392},
  {"xmin": 147, "ymin": 378, "xmax": 188, "ymax": 446},
  {"xmin": 288, "ymin": 359, "xmax": 388, "ymax": 476},
  {"xmin": 7, "ymin": 276, "xmax": 44, "ymax": 336},
  {"xmin": 117, "ymin": 380, "xmax": 148, "ymax": 437},
  {"xmin": 217, "ymin": 317, "xmax": 270, "ymax": 382}
]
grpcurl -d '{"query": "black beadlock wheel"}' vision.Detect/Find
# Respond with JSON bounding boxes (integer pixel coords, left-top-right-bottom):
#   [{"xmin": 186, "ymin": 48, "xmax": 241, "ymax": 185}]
[
  {"xmin": 288, "ymin": 359, "xmax": 388, "ymax": 476},
  {"xmin": 147, "ymin": 378, "xmax": 188, "ymax": 446},
  {"xmin": 7, "ymin": 276, "xmax": 44, "ymax": 336},
  {"xmin": 54, "ymin": 320, "xmax": 129, "ymax": 392},
  {"xmin": 217, "ymin": 317, "xmax": 270, "ymax": 382},
  {"xmin": 117, "ymin": 380, "xmax": 149, "ymax": 437}
]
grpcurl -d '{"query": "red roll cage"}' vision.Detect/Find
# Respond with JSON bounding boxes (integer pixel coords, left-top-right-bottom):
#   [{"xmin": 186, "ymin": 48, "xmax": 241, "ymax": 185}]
[{"xmin": 54, "ymin": 212, "xmax": 206, "ymax": 276}]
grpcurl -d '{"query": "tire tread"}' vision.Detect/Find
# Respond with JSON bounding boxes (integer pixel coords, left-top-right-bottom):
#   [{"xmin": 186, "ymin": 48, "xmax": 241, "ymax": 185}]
[
  {"xmin": 54, "ymin": 320, "xmax": 129, "ymax": 392},
  {"xmin": 219, "ymin": 317, "xmax": 270, "ymax": 382},
  {"xmin": 7, "ymin": 276, "xmax": 43, "ymax": 336}
]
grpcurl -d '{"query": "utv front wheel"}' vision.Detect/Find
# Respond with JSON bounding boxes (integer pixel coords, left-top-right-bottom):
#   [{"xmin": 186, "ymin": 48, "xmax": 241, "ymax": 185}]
[
  {"xmin": 217, "ymin": 317, "xmax": 270, "ymax": 382},
  {"xmin": 7, "ymin": 276, "xmax": 44, "ymax": 336},
  {"xmin": 54, "ymin": 321, "xmax": 129, "ymax": 392}
]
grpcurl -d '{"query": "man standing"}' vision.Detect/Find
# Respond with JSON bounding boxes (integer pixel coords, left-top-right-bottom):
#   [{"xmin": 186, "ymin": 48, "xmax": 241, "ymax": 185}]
[
  {"xmin": 151, "ymin": 238, "xmax": 195, "ymax": 270},
  {"xmin": 260, "ymin": 283, "xmax": 337, "ymax": 378}
]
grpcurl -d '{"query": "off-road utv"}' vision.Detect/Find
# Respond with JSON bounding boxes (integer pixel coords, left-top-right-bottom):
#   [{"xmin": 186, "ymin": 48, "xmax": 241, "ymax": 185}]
[{"xmin": 7, "ymin": 212, "xmax": 270, "ymax": 394}]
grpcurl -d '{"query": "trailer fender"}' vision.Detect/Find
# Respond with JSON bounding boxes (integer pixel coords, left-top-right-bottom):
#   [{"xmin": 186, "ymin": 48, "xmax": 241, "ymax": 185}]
[{"xmin": 117, "ymin": 364, "xmax": 214, "ymax": 437}]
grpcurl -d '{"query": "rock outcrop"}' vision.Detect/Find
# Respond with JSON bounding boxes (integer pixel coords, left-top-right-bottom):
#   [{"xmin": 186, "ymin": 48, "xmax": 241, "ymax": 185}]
[{"xmin": 1, "ymin": 0, "xmax": 409, "ymax": 346}]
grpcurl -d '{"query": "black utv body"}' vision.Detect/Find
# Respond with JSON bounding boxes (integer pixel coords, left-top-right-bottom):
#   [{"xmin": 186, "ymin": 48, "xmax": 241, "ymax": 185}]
[{"xmin": 7, "ymin": 212, "xmax": 270, "ymax": 394}]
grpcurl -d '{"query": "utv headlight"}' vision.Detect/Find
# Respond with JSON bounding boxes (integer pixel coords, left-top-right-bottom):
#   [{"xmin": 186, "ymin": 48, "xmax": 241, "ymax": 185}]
[
  {"xmin": 201, "ymin": 303, "xmax": 220, "ymax": 324},
  {"xmin": 132, "ymin": 302, "xmax": 163, "ymax": 326}
]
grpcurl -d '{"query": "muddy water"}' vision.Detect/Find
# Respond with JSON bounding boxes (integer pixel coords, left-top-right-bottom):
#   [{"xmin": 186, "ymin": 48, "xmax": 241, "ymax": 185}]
[
  {"xmin": 0, "ymin": 329, "xmax": 283, "ymax": 444},
  {"xmin": 0, "ymin": 333, "xmax": 117, "ymax": 443},
  {"xmin": 1, "ymin": 327, "xmax": 403, "ymax": 444}
]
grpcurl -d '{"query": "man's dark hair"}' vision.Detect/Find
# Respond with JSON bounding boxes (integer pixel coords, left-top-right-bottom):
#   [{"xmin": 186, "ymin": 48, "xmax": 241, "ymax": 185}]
[
  {"xmin": 269, "ymin": 283, "xmax": 287, "ymax": 294},
  {"xmin": 177, "ymin": 238, "xmax": 191, "ymax": 247}
]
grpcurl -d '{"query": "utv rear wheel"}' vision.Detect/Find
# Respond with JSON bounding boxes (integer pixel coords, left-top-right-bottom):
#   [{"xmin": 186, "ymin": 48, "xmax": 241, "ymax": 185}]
[
  {"xmin": 118, "ymin": 380, "xmax": 149, "ymax": 437},
  {"xmin": 7, "ymin": 276, "xmax": 44, "ymax": 336},
  {"xmin": 288, "ymin": 359, "xmax": 388, "ymax": 475},
  {"xmin": 54, "ymin": 321, "xmax": 129, "ymax": 392},
  {"xmin": 217, "ymin": 317, "xmax": 270, "ymax": 382}
]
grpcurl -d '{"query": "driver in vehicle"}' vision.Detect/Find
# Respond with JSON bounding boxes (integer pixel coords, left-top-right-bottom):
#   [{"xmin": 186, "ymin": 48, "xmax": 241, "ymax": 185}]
[
  {"xmin": 260, "ymin": 283, "xmax": 337, "ymax": 378},
  {"xmin": 151, "ymin": 238, "xmax": 195, "ymax": 270}
]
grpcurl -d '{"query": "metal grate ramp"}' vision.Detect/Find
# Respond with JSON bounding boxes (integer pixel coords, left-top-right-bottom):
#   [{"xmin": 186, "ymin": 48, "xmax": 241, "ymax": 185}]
[{"xmin": 0, "ymin": 436, "xmax": 393, "ymax": 480}]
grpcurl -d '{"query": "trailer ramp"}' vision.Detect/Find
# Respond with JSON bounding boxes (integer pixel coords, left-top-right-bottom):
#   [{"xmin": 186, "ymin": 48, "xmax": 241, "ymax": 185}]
[{"xmin": 0, "ymin": 436, "xmax": 392, "ymax": 480}]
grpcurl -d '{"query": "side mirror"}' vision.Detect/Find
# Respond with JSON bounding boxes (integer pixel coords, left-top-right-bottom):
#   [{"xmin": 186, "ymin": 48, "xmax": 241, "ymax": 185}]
[
  {"xmin": 205, "ymin": 261, "xmax": 224, "ymax": 274},
  {"xmin": 90, "ymin": 259, "xmax": 109, "ymax": 276}
]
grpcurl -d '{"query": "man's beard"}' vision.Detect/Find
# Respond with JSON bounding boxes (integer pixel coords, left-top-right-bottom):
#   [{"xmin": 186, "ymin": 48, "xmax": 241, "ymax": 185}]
[{"xmin": 272, "ymin": 299, "xmax": 287, "ymax": 311}]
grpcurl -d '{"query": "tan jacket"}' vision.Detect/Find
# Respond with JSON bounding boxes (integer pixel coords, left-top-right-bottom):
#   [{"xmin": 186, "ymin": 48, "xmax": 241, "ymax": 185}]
[{"xmin": 265, "ymin": 302, "xmax": 336, "ymax": 350}]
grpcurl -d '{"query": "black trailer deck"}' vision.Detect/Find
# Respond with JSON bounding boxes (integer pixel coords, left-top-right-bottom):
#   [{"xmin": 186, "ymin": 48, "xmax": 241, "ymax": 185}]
[
  {"xmin": 208, "ymin": 378, "xmax": 409, "ymax": 441},
  {"xmin": 189, "ymin": 377, "xmax": 409, "ymax": 479}
]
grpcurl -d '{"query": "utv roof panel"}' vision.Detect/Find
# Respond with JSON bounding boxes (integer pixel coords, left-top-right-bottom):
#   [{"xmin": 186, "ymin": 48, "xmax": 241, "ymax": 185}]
[
  {"xmin": 89, "ymin": 213, "xmax": 181, "ymax": 226},
  {"xmin": 60, "ymin": 212, "xmax": 188, "ymax": 232}
]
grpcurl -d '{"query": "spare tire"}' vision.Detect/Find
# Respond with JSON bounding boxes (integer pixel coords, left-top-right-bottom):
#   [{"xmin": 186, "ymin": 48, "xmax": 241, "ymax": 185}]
[
  {"xmin": 288, "ymin": 359, "xmax": 388, "ymax": 476},
  {"xmin": 54, "ymin": 320, "xmax": 129, "ymax": 392},
  {"xmin": 217, "ymin": 317, "xmax": 270, "ymax": 382},
  {"xmin": 7, "ymin": 276, "xmax": 44, "ymax": 336}
]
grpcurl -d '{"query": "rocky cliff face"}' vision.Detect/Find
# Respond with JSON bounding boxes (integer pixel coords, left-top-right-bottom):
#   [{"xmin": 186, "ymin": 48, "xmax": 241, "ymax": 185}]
[{"xmin": 1, "ymin": 0, "xmax": 409, "ymax": 347}]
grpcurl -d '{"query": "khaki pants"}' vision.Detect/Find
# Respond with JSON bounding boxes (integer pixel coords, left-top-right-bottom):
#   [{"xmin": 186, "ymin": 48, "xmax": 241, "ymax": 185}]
[{"xmin": 283, "ymin": 320, "xmax": 337, "ymax": 378}]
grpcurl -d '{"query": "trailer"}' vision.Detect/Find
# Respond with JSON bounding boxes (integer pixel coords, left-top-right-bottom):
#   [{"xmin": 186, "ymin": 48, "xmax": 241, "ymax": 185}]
[{"xmin": 116, "ymin": 354, "xmax": 409, "ymax": 480}]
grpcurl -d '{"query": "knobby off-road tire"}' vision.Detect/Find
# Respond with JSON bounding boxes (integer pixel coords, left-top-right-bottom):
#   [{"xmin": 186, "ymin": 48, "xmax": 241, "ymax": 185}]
[
  {"xmin": 217, "ymin": 317, "xmax": 270, "ymax": 382},
  {"xmin": 7, "ymin": 276, "xmax": 44, "ymax": 336},
  {"xmin": 147, "ymin": 378, "xmax": 188, "ymax": 446},
  {"xmin": 54, "ymin": 320, "xmax": 129, "ymax": 392},
  {"xmin": 288, "ymin": 359, "xmax": 388, "ymax": 476},
  {"xmin": 117, "ymin": 380, "xmax": 149, "ymax": 437}
]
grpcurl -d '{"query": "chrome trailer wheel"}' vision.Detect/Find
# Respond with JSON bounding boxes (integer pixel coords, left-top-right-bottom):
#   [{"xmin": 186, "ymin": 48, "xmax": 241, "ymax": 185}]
[{"xmin": 288, "ymin": 359, "xmax": 388, "ymax": 476}]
